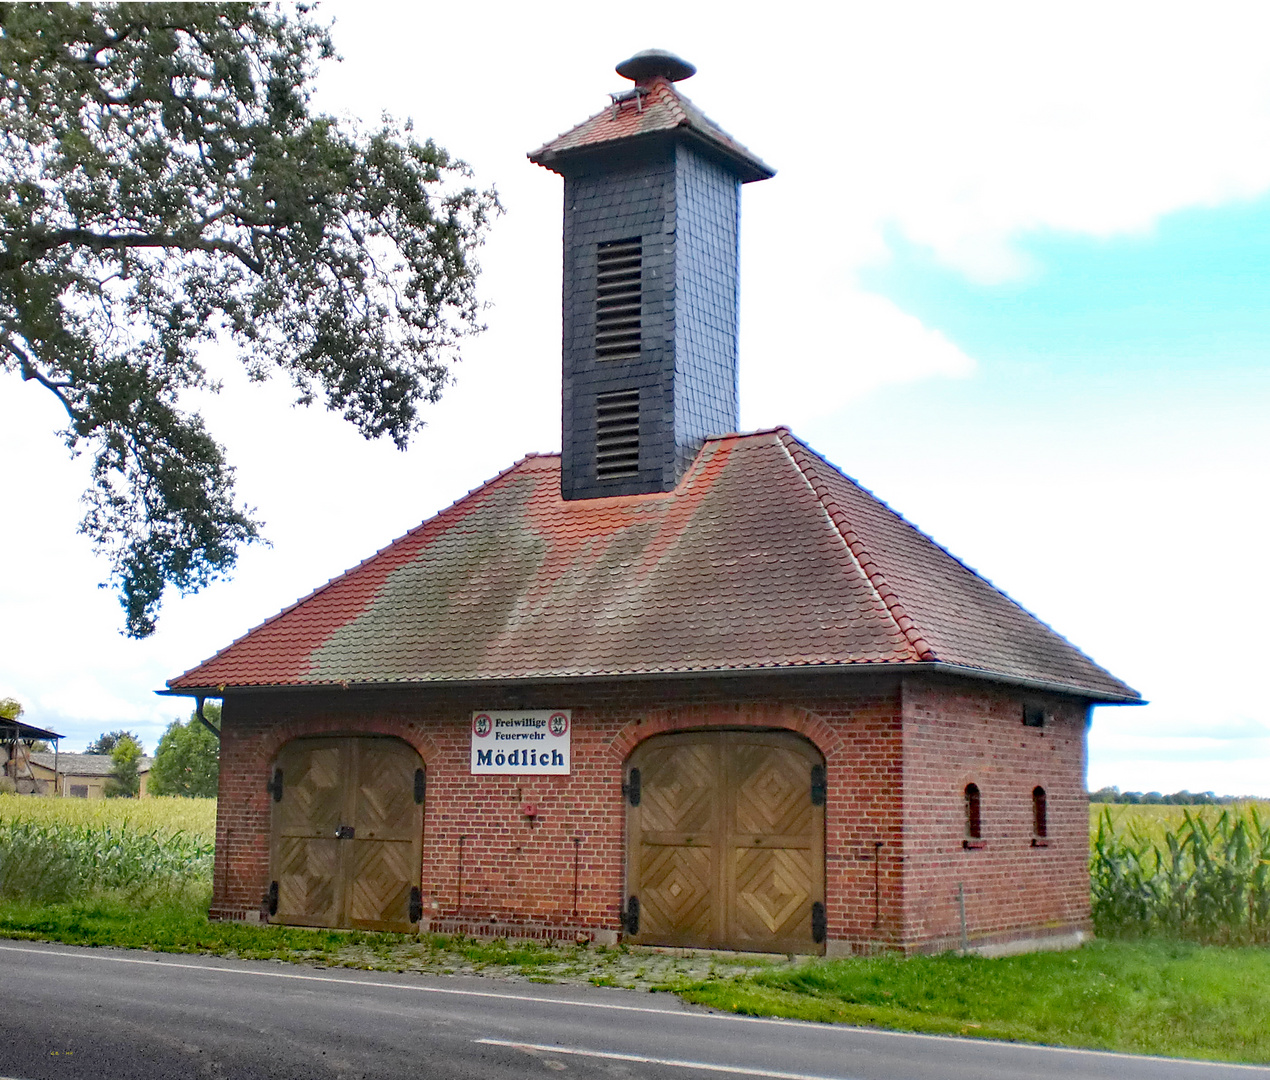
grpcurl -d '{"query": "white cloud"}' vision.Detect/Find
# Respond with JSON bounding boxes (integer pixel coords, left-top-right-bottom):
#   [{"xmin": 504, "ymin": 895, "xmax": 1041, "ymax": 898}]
[{"xmin": 741, "ymin": 289, "xmax": 976, "ymax": 428}]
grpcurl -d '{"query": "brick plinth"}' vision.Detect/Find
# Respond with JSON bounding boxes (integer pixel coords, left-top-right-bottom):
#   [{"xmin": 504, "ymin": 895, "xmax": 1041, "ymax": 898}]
[{"xmin": 210, "ymin": 671, "xmax": 1091, "ymax": 953}]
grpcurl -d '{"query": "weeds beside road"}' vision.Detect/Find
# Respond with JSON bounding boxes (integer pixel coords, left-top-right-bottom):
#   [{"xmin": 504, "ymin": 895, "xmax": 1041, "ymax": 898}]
[{"xmin": 2, "ymin": 795, "xmax": 1269, "ymax": 1065}]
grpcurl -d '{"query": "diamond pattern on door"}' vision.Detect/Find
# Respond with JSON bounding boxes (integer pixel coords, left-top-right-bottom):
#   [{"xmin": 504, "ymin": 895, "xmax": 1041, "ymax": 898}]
[
  {"xmin": 348, "ymin": 838, "xmax": 415, "ymax": 930},
  {"xmin": 734, "ymin": 745, "xmax": 812, "ymax": 838},
  {"xmin": 278, "ymin": 744, "xmax": 343, "ymax": 838},
  {"xmin": 639, "ymin": 845, "xmax": 713, "ymax": 941},
  {"xmin": 270, "ymin": 737, "xmax": 423, "ymax": 932},
  {"xmin": 626, "ymin": 730, "xmax": 824, "ymax": 954},
  {"xmin": 734, "ymin": 848, "xmax": 813, "ymax": 942},
  {"xmin": 275, "ymin": 835, "xmax": 341, "ymax": 927},
  {"xmin": 354, "ymin": 741, "xmax": 419, "ymax": 843},
  {"xmin": 641, "ymin": 743, "xmax": 715, "ymax": 834}
]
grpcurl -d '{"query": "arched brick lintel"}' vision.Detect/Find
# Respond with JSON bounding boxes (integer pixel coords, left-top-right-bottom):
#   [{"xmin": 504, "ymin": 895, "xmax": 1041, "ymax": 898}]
[
  {"xmin": 607, "ymin": 702, "xmax": 843, "ymax": 764},
  {"xmin": 252, "ymin": 716, "xmax": 440, "ymax": 772}
]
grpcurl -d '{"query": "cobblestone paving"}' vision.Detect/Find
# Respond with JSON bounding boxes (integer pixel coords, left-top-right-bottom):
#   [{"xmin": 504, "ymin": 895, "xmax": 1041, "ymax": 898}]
[{"xmin": 295, "ymin": 937, "xmax": 811, "ymax": 991}]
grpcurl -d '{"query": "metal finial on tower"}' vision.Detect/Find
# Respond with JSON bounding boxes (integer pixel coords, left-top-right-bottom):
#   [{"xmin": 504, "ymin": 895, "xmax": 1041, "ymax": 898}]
[{"xmin": 615, "ymin": 49, "xmax": 696, "ymax": 84}]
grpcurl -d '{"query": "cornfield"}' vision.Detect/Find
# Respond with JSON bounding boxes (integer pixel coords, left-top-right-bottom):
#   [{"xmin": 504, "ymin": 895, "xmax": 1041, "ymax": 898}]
[
  {"xmin": 1090, "ymin": 805, "xmax": 1270, "ymax": 943},
  {"xmin": 0, "ymin": 793, "xmax": 215, "ymax": 837},
  {"xmin": 0, "ymin": 795, "xmax": 215, "ymax": 904}
]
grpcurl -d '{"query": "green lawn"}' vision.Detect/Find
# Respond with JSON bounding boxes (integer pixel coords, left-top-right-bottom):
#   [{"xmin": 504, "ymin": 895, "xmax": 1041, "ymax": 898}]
[{"xmin": 679, "ymin": 940, "xmax": 1270, "ymax": 1065}]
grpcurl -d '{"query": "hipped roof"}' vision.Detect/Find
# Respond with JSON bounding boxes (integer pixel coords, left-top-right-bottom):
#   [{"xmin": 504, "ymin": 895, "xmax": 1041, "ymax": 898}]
[
  {"xmin": 529, "ymin": 76, "xmax": 774, "ymax": 183},
  {"xmin": 168, "ymin": 430, "xmax": 1138, "ymax": 703}
]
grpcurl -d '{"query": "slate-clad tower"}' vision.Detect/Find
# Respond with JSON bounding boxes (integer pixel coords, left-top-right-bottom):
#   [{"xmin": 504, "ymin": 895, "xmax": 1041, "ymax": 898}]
[{"xmin": 530, "ymin": 50, "xmax": 774, "ymax": 500}]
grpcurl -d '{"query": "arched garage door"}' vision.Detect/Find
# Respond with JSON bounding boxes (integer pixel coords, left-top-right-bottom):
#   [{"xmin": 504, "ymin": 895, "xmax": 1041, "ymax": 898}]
[
  {"xmin": 269, "ymin": 736, "xmax": 424, "ymax": 932},
  {"xmin": 625, "ymin": 730, "xmax": 826, "ymax": 954}
]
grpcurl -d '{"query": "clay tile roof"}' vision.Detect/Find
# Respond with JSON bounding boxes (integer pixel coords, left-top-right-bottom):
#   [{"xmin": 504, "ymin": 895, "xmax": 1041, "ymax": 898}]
[
  {"xmin": 167, "ymin": 430, "xmax": 1138, "ymax": 703},
  {"xmin": 529, "ymin": 77, "xmax": 774, "ymax": 183}
]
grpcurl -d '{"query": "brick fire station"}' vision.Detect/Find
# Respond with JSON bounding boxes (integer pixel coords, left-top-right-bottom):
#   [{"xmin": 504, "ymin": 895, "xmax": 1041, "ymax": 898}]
[{"xmin": 167, "ymin": 50, "xmax": 1139, "ymax": 956}]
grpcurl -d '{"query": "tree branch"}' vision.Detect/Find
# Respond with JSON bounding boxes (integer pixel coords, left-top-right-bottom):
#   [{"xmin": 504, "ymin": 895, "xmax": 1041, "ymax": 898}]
[
  {"xmin": 1, "ymin": 335, "xmax": 77, "ymax": 420},
  {"xmin": 34, "ymin": 228, "xmax": 265, "ymax": 275}
]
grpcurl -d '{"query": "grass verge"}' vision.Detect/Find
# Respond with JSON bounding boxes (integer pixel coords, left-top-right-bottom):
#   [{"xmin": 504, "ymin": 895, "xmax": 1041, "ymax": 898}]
[
  {"xmin": 1, "ymin": 897, "xmax": 1268, "ymax": 1065},
  {"xmin": 679, "ymin": 940, "xmax": 1270, "ymax": 1065}
]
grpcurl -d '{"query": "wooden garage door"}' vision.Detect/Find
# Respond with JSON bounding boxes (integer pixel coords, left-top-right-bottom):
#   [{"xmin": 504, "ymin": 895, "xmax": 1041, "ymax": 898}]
[
  {"xmin": 625, "ymin": 730, "xmax": 825, "ymax": 954},
  {"xmin": 270, "ymin": 737, "xmax": 424, "ymax": 932}
]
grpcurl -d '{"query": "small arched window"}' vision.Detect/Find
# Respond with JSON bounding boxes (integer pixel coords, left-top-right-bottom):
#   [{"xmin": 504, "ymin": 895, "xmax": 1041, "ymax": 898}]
[
  {"xmin": 1032, "ymin": 786, "xmax": 1048, "ymax": 839},
  {"xmin": 964, "ymin": 783, "xmax": 982, "ymax": 839}
]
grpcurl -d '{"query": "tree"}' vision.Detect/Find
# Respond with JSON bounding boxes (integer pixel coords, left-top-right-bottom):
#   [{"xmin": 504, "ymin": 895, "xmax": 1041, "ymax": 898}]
[
  {"xmin": 85, "ymin": 728, "xmax": 142, "ymax": 755},
  {"xmin": 0, "ymin": 4, "xmax": 498, "ymax": 636},
  {"xmin": 0, "ymin": 696, "xmax": 22, "ymax": 721},
  {"xmin": 104, "ymin": 733, "xmax": 141, "ymax": 797},
  {"xmin": 149, "ymin": 702, "xmax": 218, "ymax": 797}
]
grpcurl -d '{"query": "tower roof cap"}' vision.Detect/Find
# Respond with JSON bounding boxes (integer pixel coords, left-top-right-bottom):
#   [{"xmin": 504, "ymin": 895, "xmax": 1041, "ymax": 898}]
[{"xmin": 616, "ymin": 49, "xmax": 696, "ymax": 83}]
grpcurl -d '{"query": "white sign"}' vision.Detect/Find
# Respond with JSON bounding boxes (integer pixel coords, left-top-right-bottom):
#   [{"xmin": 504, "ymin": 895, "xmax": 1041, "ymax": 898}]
[{"xmin": 470, "ymin": 710, "xmax": 571, "ymax": 774}]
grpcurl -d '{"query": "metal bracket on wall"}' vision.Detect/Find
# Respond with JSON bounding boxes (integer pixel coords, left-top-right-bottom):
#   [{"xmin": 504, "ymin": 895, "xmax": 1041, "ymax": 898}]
[
  {"xmin": 623, "ymin": 768, "xmax": 641, "ymax": 806},
  {"xmin": 623, "ymin": 895, "xmax": 640, "ymax": 935},
  {"xmin": 810, "ymin": 764, "xmax": 826, "ymax": 806}
]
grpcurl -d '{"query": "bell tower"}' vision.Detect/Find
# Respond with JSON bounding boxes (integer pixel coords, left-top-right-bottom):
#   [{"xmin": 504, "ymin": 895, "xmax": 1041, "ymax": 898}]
[{"xmin": 530, "ymin": 50, "xmax": 773, "ymax": 500}]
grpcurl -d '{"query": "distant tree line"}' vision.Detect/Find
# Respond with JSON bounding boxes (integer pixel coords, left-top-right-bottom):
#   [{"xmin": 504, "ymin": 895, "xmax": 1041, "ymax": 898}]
[{"xmin": 1089, "ymin": 787, "xmax": 1256, "ymax": 805}]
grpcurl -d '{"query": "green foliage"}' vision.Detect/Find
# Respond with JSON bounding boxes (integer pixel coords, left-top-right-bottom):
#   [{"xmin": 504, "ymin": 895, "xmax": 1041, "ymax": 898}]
[
  {"xmin": 149, "ymin": 704, "xmax": 219, "ymax": 797},
  {"xmin": 0, "ymin": 3, "xmax": 498, "ymax": 636},
  {"xmin": 1091, "ymin": 806, "xmax": 1270, "ymax": 943},
  {"xmin": 0, "ymin": 816, "xmax": 211, "ymax": 903},
  {"xmin": 0, "ymin": 696, "xmax": 22, "ymax": 720},
  {"xmin": 681, "ymin": 940, "xmax": 1270, "ymax": 1064},
  {"xmin": 85, "ymin": 728, "xmax": 141, "ymax": 754},
  {"xmin": 104, "ymin": 734, "xmax": 141, "ymax": 798}
]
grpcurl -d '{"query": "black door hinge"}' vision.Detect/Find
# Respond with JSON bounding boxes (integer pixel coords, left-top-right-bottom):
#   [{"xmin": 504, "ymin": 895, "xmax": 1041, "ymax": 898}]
[
  {"xmin": 810, "ymin": 764, "xmax": 826, "ymax": 806},
  {"xmin": 414, "ymin": 768, "xmax": 426, "ymax": 804},
  {"xmin": 267, "ymin": 768, "xmax": 283, "ymax": 802},
  {"xmin": 624, "ymin": 895, "xmax": 640, "ymax": 935},
  {"xmin": 623, "ymin": 768, "xmax": 641, "ymax": 806},
  {"xmin": 409, "ymin": 886, "xmax": 423, "ymax": 924},
  {"xmin": 266, "ymin": 881, "xmax": 279, "ymax": 916},
  {"xmin": 811, "ymin": 901, "xmax": 827, "ymax": 944}
]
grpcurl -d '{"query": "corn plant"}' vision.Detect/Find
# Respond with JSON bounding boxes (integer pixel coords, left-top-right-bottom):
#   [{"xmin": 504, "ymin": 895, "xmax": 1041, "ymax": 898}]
[
  {"xmin": 0, "ymin": 816, "xmax": 213, "ymax": 904},
  {"xmin": 1091, "ymin": 805, "xmax": 1270, "ymax": 943}
]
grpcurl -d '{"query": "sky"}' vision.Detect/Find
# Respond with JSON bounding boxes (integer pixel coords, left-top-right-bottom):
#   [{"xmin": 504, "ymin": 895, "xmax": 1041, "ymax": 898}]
[{"xmin": 2, "ymin": 1, "xmax": 1268, "ymax": 794}]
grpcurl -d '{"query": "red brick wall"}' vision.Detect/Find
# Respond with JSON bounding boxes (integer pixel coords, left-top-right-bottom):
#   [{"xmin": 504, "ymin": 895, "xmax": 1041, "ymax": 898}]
[
  {"xmin": 899, "ymin": 678, "xmax": 1092, "ymax": 951},
  {"xmin": 210, "ymin": 672, "xmax": 1091, "ymax": 952}
]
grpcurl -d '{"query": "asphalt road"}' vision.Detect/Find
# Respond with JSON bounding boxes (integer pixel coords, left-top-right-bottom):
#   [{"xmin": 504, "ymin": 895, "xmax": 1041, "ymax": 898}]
[{"xmin": 0, "ymin": 941, "xmax": 1265, "ymax": 1080}]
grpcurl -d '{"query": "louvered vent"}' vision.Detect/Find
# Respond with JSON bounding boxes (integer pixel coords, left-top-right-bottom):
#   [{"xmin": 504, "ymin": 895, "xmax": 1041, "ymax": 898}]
[
  {"xmin": 596, "ymin": 389, "xmax": 640, "ymax": 478},
  {"xmin": 595, "ymin": 238, "xmax": 642, "ymax": 362}
]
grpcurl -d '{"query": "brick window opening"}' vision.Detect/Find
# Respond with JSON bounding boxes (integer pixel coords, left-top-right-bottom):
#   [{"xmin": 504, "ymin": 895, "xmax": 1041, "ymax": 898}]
[
  {"xmin": 69, "ymin": 784, "xmax": 88, "ymax": 798},
  {"xmin": 1022, "ymin": 704, "xmax": 1046, "ymax": 728},
  {"xmin": 964, "ymin": 783, "xmax": 982, "ymax": 845},
  {"xmin": 1032, "ymin": 785, "xmax": 1049, "ymax": 846},
  {"xmin": 596, "ymin": 389, "xmax": 640, "ymax": 479},
  {"xmin": 595, "ymin": 238, "xmax": 642, "ymax": 362}
]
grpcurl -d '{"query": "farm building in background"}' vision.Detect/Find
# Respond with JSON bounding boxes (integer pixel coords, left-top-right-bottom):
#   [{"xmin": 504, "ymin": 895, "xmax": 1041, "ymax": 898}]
[
  {"xmin": 27, "ymin": 752, "xmax": 154, "ymax": 799},
  {"xmin": 167, "ymin": 51, "xmax": 1140, "ymax": 955},
  {"xmin": 0, "ymin": 717, "xmax": 62, "ymax": 795}
]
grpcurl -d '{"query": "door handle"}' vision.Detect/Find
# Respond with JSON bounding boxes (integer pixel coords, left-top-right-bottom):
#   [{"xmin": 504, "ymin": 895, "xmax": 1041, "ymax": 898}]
[{"xmin": 335, "ymin": 825, "xmax": 355, "ymax": 840}]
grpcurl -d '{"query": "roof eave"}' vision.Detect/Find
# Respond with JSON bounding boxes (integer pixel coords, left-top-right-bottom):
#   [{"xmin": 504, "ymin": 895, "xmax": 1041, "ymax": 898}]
[
  {"xmin": 529, "ymin": 127, "xmax": 775, "ymax": 184},
  {"xmin": 160, "ymin": 660, "xmax": 1142, "ymax": 706}
]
